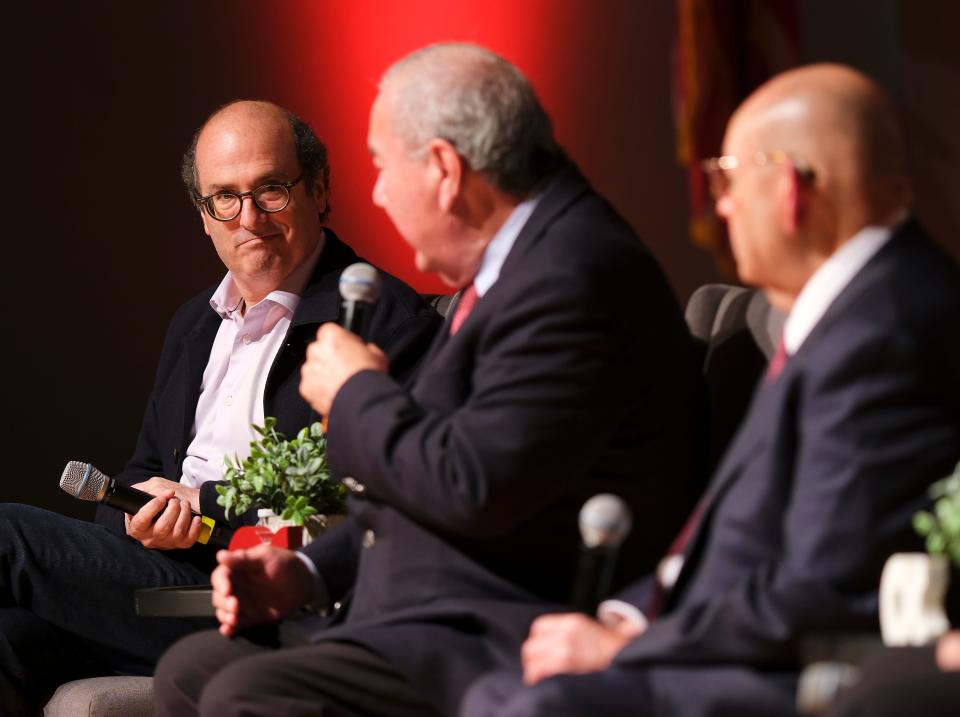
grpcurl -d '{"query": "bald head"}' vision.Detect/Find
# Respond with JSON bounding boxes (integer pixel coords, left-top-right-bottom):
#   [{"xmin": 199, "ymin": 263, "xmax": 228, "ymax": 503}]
[
  {"xmin": 729, "ymin": 63, "xmax": 910, "ymax": 225},
  {"xmin": 715, "ymin": 64, "xmax": 913, "ymax": 307},
  {"xmin": 182, "ymin": 100, "xmax": 331, "ymax": 221}
]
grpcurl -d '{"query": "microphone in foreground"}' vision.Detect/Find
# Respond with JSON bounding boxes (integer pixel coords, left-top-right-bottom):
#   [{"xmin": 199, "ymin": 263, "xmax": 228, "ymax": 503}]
[
  {"xmin": 570, "ymin": 493, "xmax": 633, "ymax": 614},
  {"xmin": 339, "ymin": 262, "xmax": 381, "ymax": 340},
  {"xmin": 59, "ymin": 461, "xmax": 232, "ymax": 549}
]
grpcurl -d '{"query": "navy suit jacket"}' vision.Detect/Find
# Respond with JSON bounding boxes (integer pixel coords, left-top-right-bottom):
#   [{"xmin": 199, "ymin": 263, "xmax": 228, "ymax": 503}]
[
  {"xmin": 613, "ymin": 222, "xmax": 960, "ymax": 690},
  {"xmin": 94, "ymin": 231, "xmax": 441, "ymax": 566},
  {"xmin": 304, "ymin": 166, "xmax": 707, "ymax": 715}
]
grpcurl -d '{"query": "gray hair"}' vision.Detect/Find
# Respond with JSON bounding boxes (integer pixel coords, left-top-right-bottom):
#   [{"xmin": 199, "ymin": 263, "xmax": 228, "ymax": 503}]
[
  {"xmin": 381, "ymin": 43, "xmax": 564, "ymax": 195},
  {"xmin": 181, "ymin": 101, "xmax": 331, "ymax": 222}
]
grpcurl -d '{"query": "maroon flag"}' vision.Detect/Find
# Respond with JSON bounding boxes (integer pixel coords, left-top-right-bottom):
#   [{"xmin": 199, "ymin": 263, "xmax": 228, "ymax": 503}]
[{"xmin": 673, "ymin": 0, "xmax": 800, "ymax": 275}]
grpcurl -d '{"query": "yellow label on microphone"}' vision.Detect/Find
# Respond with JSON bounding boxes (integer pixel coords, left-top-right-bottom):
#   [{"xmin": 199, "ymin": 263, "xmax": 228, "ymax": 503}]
[{"xmin": 196, "ymin": 516, "xmax": 216, "ymax": 545}]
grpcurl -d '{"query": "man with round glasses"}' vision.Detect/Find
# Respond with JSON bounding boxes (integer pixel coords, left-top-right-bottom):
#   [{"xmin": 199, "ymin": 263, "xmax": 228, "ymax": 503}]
[{"xmin": 0, "ymin": 100, "xmax": 440, "ymax": 715}]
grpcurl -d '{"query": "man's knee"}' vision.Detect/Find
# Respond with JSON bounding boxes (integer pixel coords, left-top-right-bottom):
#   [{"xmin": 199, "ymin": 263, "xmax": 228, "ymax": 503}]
[
  {"xmin": 155, "ymin": 630, "xmax": 240, "ymax": 715},
  {"xmin": 461, "ymin": 669, "xmax": 525, "ymax": 717},
  {"xmin": 196, "ymin": 655, "xmax": 289, "ymax": 717},
  {"xmin": 499, "ymin": 678, "xmax": 577, "ymax": 717},
  {"xmin": 0, "ymin": 503, "xmax": 44, "ymax": 540}
]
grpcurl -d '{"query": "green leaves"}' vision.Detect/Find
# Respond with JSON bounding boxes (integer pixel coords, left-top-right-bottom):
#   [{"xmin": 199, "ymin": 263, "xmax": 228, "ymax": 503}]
[
  {"xmin": 914, "ymin": 461, "xmax": 960, "ymax": 568},
  {"xmin": 215, "ymin": 418, "xmax": 346, "ymax": 525}
]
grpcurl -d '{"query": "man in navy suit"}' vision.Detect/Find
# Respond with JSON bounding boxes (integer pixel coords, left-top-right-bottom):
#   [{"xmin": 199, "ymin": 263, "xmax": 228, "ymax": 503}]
[
  {"xmin": 154, "ymin": 43, "xmax": 705, "ymax": 717},
  {"xmin": 463, "ymin": 64, "xmax": 960, "ymax": 716}
]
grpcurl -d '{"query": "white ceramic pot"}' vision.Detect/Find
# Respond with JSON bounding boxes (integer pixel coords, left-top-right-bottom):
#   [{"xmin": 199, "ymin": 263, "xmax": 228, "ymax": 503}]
[{"xmin": 879, "ymin": 552, "xmax": 951, "ymax": 646}]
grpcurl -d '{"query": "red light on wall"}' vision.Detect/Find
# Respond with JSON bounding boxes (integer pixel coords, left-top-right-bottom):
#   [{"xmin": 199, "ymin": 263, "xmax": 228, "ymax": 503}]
[{"xmin": 266, "ymin": 0, "xmax": 586, "ymax": 294}]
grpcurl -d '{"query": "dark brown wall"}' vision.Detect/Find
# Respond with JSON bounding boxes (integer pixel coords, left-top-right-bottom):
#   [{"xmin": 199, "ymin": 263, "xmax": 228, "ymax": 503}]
[{"xmin": 4, "ymin": 0, "xmax": 957, "ymax": 517}]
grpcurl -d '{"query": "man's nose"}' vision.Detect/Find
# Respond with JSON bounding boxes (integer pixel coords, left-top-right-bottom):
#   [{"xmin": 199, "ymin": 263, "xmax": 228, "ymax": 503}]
[{"xmin": 239, "ymin": 195, "xmax": 267, "ymax": 229}]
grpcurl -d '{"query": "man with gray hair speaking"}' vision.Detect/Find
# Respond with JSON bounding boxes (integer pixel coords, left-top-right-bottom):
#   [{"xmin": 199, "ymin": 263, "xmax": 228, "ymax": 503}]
[{"xmin": 155, "ymin": 43, "xmax": 706, "ymax": 717}]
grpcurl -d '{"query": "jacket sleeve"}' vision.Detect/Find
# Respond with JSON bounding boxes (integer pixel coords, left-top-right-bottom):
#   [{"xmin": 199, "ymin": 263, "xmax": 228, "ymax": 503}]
[
  {"xmin": 325, "ymin": 257, "xmax": 672, "ymax": 539},
  {"xmin": 301, "ymin": 511, "xmax": 365, "ymax": 605},
  {"xmin": 94, "ymin": 304, "xmax": 195, "ymax": 535}
]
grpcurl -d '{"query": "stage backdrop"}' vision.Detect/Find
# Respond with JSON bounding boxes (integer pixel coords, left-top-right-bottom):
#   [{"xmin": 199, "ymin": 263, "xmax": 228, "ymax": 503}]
[{"xmin": 5, "ymin": 0, "xmax": 957, "ymax": 517}]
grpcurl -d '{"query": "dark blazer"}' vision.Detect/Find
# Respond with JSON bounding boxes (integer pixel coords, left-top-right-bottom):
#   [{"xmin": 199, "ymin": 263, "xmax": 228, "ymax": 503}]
[
  {"xmin": 304, "ymin": 166, "xmax": 707, "ymax": 715},
  {"xmin": 610, "ymin": 221, "xmax": 960, "ymax": 711},
  {"xmin": 94, "ymin": 231, "xmax": 441, "ymax": 561}
]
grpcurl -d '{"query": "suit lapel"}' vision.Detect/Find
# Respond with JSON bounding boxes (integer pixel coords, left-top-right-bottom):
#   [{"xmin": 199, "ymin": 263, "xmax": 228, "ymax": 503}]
[
  {"xmin": 424, "ymin": 164, "xmax": 590, "ymax": 361},
  {"xmin": 663, "ymin": 224, "xmax": 919, "ymax": 611},
  {"xmin": 180, "ymin": 310, "xmax": 221, "ymax": 449},
  {"xmin": 662, "ymin": 356, "xmax": 792, "ymax": 610},
  {"xmin": 493, "ymin": 164, "xmax": 591, "ymax": 286}
]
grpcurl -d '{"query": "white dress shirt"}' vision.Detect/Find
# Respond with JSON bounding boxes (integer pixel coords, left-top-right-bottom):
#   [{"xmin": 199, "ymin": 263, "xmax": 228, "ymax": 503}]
[
  {"xmin": 472, "ymin": 193, "xmax": 541, "ymax": 297},
  {"xmin": 180, "ymin": 234, "xmax": 324, "ymax": 489}
]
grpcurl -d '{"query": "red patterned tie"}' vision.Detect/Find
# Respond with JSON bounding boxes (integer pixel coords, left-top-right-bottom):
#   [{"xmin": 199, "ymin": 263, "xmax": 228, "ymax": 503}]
[
  {"xmin": 765, "ymin": 337, "xmax": 788, "ymax": 382},
  {"xmin": 449, "ymin": 284, "xmax": 478, "ymax": 336}
]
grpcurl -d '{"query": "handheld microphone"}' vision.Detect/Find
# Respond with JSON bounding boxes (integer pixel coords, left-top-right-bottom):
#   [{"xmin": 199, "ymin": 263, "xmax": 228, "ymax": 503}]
[
  {"xmin": 338, "ymin": 262, "xmax": 381, "ymax": 340},
  {"xmin": 59, "ymin": 461, "xmax": 232, "ymax": 549},
  {"xmin": 570, "ymin": 494, "xmax": 633, "ymax": 614}
]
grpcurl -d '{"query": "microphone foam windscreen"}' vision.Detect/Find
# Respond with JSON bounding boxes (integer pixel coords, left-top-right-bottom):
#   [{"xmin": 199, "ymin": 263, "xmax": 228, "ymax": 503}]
[
  {"xmin": 579, "ymin": 494, "xmax": 633, "ymax": 548},
  {"xmin": 339, "ymin": 262, "xmax": 381, "ymax": 303},
  {"xmin": 59, "ymin": 461, "xmax": 108, "ymax": 502}
]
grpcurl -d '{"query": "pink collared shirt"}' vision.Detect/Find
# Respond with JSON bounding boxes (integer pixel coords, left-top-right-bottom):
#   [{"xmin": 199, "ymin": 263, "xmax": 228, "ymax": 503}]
[{"xmin": 180, "ymin": 236, "xmax": 324, "ymax": 489}]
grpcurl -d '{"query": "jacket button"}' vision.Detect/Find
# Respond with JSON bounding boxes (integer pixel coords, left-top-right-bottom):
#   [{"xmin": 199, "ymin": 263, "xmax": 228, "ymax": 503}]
[
  {"xmin": 173, "ymin": 448, "xmax": 180, "ymax": 463},
  {"xmin": 362, "ymin": 529, "xmax": 376, "ymax": 548}
]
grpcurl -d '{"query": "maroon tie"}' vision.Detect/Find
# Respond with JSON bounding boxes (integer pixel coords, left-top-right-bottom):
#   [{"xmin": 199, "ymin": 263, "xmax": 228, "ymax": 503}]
[
  {"xmin": 449, "ymin": 284, "xmax": 478, "ymax": 336},
  {"xmin": 765, "ymin": 337, "xmax": 788, "ymax": 382},
  {"xmin": 647, "ymin": 499, "xmax": 705, "ymax": 618}
]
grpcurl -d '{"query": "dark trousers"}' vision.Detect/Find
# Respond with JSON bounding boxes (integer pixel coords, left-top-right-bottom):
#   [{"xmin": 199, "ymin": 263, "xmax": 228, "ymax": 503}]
[
  {"xmin": 154, "ymin": 625, "xmax": 445, "ymax": 717},
  {"xmin": 0, "ymin": 503, "xmax": 215, "ymax": 716},
  {"xmin": 825, "ymin": 646, "xmax": 960, "ymax": 717},
  {"xmin": 461, "ymin": 664, "xmax": 798, "ymax": 717}
]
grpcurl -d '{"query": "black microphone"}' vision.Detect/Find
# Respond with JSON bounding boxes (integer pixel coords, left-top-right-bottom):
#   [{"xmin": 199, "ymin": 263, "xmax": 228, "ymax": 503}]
[
  {"xmin": 338, "ymin": 262, "xmax": 381, "ymax": 340},
  {"xmin": 59, "ymin": 461, "xmax": 232, "ymax": 549},
  {"xmin": 570, "ymin": 494, "xmax": 633, "ymax": 614}
]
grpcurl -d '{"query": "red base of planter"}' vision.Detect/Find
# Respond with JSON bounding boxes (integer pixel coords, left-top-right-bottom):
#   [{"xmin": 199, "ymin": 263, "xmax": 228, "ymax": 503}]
[{"xmin": 228, "ymin": 525, "xmax": 304, "ymax": 550}]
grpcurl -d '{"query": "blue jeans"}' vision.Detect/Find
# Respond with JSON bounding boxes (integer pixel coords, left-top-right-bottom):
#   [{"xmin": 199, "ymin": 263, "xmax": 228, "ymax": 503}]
[{"xmin": 0, "ymin": 503, "xmax": 216, "ymax": 715}]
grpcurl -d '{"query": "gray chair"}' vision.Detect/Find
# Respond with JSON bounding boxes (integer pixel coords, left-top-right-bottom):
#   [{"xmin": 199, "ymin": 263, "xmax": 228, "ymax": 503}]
[
  {"xmin": 684, "ymin": 283, "xmax": 784, "ymax": 472},
  {"xmin": 45, "ymin": 676, "xmax": 154, "ymax": 717}
]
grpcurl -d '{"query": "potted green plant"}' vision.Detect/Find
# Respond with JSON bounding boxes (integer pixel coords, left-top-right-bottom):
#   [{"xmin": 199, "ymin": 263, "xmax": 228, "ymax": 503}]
[
  {"xmin": 914, "ymin": 463, "xmax": 960, "ymax": 567},
  {"xmin": 216, "ymin": 418, "xmax": 346, "ymax": 543},
  {"xmin": 880, "ymin": 462, "xmax": 960, "ymax": 645}
]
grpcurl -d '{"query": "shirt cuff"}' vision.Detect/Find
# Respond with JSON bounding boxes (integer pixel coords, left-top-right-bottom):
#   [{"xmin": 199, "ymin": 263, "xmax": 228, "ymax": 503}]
[
  {"xmin": 295, "ymin": 551, "xmax": 330, "ymax": 609},
  {"xmin": 597, "ymin": 599, "xmax": 649, "ymax": 632}
]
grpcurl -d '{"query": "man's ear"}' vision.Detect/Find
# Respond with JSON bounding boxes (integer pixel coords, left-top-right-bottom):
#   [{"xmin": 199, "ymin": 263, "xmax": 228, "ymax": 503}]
[
  {"xmin": 310, "ymin": 175, "xmax": 328, "ymax": 217},
  {"xmin": 200, "ymin": 209, "xmax": 213, "ymax": 238},
  {"xmin": 425, "ymin": 139, "xmax": 463, "ymax": 213},
  {"xmin": 776, "ymin": 160, "xmax": 806, "ymax": 234}
]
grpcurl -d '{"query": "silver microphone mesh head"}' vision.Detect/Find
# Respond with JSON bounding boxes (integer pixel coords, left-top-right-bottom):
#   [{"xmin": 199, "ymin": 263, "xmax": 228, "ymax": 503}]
[
  {"xmin": 339, "ymin": 262, "xmax": 381, "ymax": 303},
  {"xmin": 579, "ymin": 494, "xmax": 633, "ymax": 549},
  {"xmin": 59, "ymin": 461, "xmax": 109, "ymax": 502}
]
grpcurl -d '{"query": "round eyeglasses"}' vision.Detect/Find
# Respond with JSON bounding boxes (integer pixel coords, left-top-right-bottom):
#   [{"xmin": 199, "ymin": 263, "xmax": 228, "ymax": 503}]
[{"xmin": 195, "ymin": 173, "xmax": 304, "ymax": 221}]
